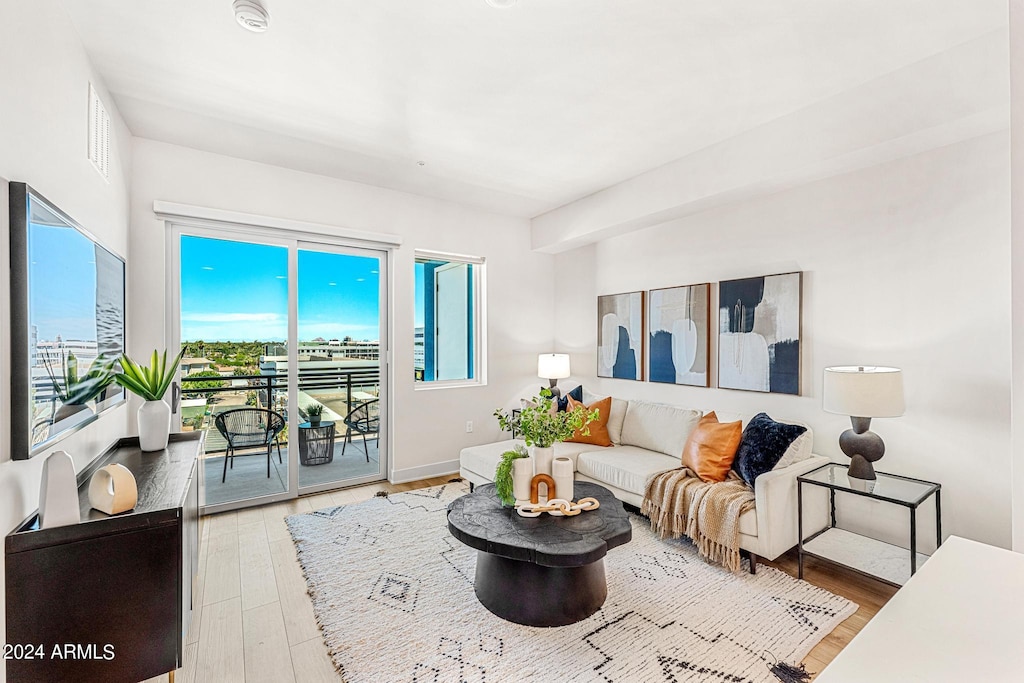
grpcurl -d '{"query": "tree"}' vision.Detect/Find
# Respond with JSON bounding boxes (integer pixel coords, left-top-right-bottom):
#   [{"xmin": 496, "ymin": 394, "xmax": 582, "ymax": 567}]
[{"xmin": 185, "ymin": 370, "xmax": 226, "ymax": 399}]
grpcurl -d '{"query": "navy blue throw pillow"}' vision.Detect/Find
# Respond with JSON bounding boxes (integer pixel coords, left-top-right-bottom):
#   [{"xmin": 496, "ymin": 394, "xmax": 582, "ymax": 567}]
[
  {"xmin": 732, "ymin": 413, "xmax": 807, "ymax": 487},
  {"xmin": 555, "ymin": 385, "xmax": 584, "ymax": 412}
]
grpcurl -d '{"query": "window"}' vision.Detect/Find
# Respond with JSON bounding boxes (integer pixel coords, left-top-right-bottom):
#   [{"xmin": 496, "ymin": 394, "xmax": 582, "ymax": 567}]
[{"xmin": 414, "ymin": 251, "xmax": 484, "ymax": 385}]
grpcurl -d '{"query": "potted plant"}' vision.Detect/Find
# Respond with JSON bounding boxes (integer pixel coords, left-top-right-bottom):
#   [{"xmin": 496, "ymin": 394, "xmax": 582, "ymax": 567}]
[
  {"xmin": 307, "ymin": 402, "xmax": 324, "ymax": 426},
  {"xmin": 115, "ymin": 347, "xmax": 188, "ymax": 452},
  {"xmin": 494, "ymin": 445, "xmax": 529, "ymax": 506},
  {"xmin": 43, "ymin": 352, "xmax": 118, "ymax": 422},
  {"xmin": 494, "ymin": 388, "xmax": 598, "ymax": 476}
]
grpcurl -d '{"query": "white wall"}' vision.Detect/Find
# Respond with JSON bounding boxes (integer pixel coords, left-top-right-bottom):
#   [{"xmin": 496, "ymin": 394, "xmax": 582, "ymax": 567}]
[
  {"xmin": 0, "ymin": 1, "xmax": 133, "ymax": 679},
  {"xmin": 1010, "ymin": 0, "xmax": 1024, "ymax": 552},
  {"xmin": 129, "ymin": 139, "xmax": 554, "ymax": 481},
  {"xmin": 555, "ymin": 133, "xmax": 1012, "ymax": 550}
]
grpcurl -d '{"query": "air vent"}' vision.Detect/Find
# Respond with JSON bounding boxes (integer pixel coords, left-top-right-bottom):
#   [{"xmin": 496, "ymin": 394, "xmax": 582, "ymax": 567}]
[{"xmin": 88, "ymin": 84, "xmax": 111, "ymax": 181}]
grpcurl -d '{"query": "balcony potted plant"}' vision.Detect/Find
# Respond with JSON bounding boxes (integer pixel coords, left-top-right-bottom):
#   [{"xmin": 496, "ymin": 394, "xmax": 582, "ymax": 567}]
[
  {"xmin": 494, "ymin": 388, "xmax": 598, "ymax": 478},
  {"xmin": 115, "ymin": 347, "xmax": 188, "ymax": 452},
  {"xmin": 307, "ymin": 402, "xmax": 324, "ymax": 426}
]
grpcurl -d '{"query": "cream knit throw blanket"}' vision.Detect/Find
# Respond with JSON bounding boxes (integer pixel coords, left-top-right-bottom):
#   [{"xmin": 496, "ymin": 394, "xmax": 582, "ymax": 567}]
[{"xmin": 641, "ymin": 468, "xmax": 755, "ymax": 572}]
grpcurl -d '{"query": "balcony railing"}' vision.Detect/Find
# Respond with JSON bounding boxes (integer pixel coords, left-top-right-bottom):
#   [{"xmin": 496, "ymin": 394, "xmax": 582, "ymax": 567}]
[{"xmin": 179, "ymin": 367, "xmax": 380, "ymax": 453}]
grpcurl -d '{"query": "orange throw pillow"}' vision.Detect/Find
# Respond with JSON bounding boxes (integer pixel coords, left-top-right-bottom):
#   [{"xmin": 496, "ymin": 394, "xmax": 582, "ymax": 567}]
[
  {"xmin": 681, "ymin": 411, "xmax": 742, "ymax": 483},
  {"xmin": 565, "ymin": 396, "xmax": 613, "ymax": 447}
]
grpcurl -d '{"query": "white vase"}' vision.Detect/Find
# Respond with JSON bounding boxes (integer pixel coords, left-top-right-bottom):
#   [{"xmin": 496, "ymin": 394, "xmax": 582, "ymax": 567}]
[
  {"xmin": 138, "ymin": 399, "xmax": 171, "ymax": 452},
  {"xmin": 512, "ymin": 458, "xmax": 533, "ymax": 504},
  {"xmin": 39, "ymin": 451, "xmax": 80, "ymax": 529},
  {"xmin": 552, "ymin": 457, "xmax": 575, "ymax": 503},
  {"xmin": 532, "ymin": 445, "xmax": 554, "ymax": 477}
]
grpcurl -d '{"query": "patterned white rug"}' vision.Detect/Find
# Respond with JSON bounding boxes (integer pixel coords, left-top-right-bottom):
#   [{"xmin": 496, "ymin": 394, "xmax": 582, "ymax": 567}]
[{"xmin": 286, "ymin": 483, "xmax": 857, "ymax": 682}]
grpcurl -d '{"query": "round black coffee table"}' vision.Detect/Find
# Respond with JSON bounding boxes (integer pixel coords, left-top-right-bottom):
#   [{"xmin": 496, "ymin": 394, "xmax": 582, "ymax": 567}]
[{"xmin": 447, "ymin": 481, "xmax": 631, "ymax": 627}]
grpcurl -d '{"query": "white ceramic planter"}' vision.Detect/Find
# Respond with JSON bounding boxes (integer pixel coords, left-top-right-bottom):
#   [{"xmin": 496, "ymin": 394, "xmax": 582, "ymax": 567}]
[
  {"xmin": 138, "ymin": 399, "xmax": 171, "ymax": 452},
  {"xmin": 512, "ymin": 457, "xmax": 533, "ymax": 503},
  {"xmin": 552, "ymin": 456, "xmax": 575, "ymax": 502},
  {"xmin": 532, "ymin": 445, "xmax": 554, "ymax": 477}
]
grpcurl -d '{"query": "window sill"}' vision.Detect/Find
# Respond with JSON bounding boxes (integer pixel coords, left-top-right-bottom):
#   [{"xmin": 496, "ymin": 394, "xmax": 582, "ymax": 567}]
[{"xmin": 414, "ymin": 379, "xmax": 486, "ymax": 391}]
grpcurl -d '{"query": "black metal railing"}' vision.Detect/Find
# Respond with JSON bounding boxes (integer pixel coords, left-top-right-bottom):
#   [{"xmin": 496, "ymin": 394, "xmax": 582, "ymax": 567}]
[{"xmin": 179, "ymin": 367, "xmax": 380, "ymax": 422}]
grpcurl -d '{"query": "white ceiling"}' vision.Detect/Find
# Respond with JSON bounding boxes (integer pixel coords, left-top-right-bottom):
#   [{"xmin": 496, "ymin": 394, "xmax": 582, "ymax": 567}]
[{"xmin": 63, "ymin": 0, "xmax": 1006, "ymax": 217}]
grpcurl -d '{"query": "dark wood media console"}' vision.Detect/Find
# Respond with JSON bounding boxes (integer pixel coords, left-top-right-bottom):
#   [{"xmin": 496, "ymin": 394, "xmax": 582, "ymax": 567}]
[{"xmin": 5, "ymin": 432, "xmax": 204, "ymax": 683}]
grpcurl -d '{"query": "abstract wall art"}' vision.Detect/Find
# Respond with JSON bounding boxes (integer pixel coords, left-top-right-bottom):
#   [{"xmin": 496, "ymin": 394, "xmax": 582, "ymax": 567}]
[
  {"xmin": 597, "ymin": 291, "xmax": 645, "ymax": 381},
  {"xmin": 718, "ymin": 272, "xmax": 802, "ymax": 395},
  {"xmin": 648, "ymin": 284, "xmax": 710, "ymax": 387}
]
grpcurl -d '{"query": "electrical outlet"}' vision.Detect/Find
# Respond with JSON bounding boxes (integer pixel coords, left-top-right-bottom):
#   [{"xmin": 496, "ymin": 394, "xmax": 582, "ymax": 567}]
[{"xmin": 465, "ymin": 421, "xmax": 473, "ymax": 433}]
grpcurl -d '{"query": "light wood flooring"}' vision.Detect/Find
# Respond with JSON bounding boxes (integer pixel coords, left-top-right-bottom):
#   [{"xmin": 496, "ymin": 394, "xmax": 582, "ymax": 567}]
[{"xmin": 144, "ymin": 475, "xmax": 896, "ymax": 682}]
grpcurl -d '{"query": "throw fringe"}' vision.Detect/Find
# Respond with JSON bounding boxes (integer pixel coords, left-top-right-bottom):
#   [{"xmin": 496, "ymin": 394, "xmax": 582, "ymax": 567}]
[
  {"xmin": 764, "ymin": 651, "xmax": 813, "ymax": 683},
  {"xmin": 642, "ymin": 468, "xmax": 754, "ymax": 572}
]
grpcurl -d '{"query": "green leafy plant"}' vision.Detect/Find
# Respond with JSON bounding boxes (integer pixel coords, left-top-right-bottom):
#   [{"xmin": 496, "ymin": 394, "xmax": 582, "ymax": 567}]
[
  {"xmin": 307, "ymin": 402, "xmax": 324, "ymax": 417},
  {"xmin": 494, "ymin": 445, "xmax": 529, "ymax": 506},
  {"xmin": 494, "ymin": 388, "xmax": 599, "ymax": 448},
  {"xmin": 43, "ymin": 352, "xmax": 118, "ymax": 406},
  {"xmin": 115, "ymin": 347, "xmax": 188, "ymax": 402}
]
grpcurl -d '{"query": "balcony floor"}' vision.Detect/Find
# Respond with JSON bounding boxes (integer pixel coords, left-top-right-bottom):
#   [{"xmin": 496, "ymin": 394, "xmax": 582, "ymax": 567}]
[{"xmin": 202, "ymin": 437, "xmax": 381, "ymax": 506}]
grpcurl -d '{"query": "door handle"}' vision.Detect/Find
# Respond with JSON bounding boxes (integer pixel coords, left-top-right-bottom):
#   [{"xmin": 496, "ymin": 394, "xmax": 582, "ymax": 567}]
[{"xmin": 172, "ymin": 381, "xmax": 181, "ymax": 414}]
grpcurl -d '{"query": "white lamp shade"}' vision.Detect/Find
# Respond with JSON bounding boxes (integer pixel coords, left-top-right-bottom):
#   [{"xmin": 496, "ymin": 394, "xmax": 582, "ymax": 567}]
[
  {"xmin": 538, "ymin": 353, "xmax": 571, "ymax": 380},
  {"xmin": 823, "ymin": 366, "xmax": 905, "ymax": 418}
]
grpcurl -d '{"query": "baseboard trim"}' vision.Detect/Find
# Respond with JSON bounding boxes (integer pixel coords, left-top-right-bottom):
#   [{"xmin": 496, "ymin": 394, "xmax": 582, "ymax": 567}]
[{"xmin": 389, "ymin": 459, "xmax": 461, "ymax": 485}]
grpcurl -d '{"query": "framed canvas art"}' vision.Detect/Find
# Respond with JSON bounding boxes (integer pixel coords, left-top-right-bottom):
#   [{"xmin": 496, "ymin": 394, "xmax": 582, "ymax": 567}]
[
  {"xmin": 718, "ymin": 272, "xmax": 802, "ymax": 395},
  {"xmin": 597, "ymin": 291, "xmax": 645, "ymax": 381},
  {"xmin": 648, "ymin": 283, "xmax": 710, "ymax": 387}
]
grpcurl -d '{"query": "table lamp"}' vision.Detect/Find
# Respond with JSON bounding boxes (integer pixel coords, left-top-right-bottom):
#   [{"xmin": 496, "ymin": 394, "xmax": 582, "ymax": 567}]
[
  {"xmin": 823, "ymin": 366, "xmax": 905, "ymax": 481},
  {"xmin": 537, "ymin": 353, "xmax": 571, "ymax": 398}
]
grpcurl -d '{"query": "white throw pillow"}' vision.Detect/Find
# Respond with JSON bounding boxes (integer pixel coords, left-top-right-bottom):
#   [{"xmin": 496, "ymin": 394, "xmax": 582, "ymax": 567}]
[{"xmin": 619, "ymin": 400, "xmax": 702, "ymax": 457}]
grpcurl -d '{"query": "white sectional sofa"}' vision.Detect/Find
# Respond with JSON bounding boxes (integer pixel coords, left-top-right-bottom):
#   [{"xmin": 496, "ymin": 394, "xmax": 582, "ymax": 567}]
[{"xmin": 459, "ymin": 397, "xmax": 829, "ymax": 572}]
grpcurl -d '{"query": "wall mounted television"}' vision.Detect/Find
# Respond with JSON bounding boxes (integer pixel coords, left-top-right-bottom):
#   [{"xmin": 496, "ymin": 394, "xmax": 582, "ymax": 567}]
[{"xmin": 9, "ymin": 183, "xmax": 127, "ymax": 460}]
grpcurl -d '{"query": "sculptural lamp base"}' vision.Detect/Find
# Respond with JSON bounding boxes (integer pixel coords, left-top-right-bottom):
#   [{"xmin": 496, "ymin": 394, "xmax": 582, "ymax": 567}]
[{"xmin": 839, "ymin": 416, "xmax": 885, "ymax": 481}]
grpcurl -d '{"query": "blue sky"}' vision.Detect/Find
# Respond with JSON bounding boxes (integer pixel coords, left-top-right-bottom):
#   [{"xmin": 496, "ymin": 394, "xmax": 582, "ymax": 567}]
[
  {"xmin": 30, "ymin": 222, "xmax": 99, "ymax": 341},
  {"xmin": 180, "ymin": 236, "xmax": 380, "ymax": 342}
]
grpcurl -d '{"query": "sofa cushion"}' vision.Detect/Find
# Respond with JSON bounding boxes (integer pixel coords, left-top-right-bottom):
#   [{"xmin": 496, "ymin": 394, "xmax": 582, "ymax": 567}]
[
  {"xmin": 774, "ymin": 425, "xmax": 813, "ymax": 470},
  {"xmin": 583, "ymin": 389, "xmax": 629, "ymax": 444},
  {"xmin": 619, "ymin": 399, "xmax": 702, "ymax": 456},
  {"xmin": 577, "ymin": 446, "xmax": 681, "ymax": 497},
  {"xmin": 555, "ymin": 384, "xmax": 584, "ymax": 411},
  {"xmin": 565, "ymin": 395, "xmax": 613, "ymax": 447},
  {"xmin": 460, "ymin": 440, "xmax": 601, "ymax": 480},
  {"xmin": 680, "ymin": 412, "xmax": 743, "ymax": 483},
  {"xmin": 732, "ymin": 413, "xmax": 808, "ymax": 486}
]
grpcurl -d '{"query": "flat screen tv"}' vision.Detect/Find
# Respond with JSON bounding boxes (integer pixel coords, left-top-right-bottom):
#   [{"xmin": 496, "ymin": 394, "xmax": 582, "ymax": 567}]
[{"xmin": 9, "ymin": 182, "xmax": 127, "ymax": 460}]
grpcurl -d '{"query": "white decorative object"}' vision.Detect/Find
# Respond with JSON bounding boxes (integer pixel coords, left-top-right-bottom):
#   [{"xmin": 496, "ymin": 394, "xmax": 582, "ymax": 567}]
[
  {"xmin": 88, "ymin": 464, "xmax": 138, "ymax": 515},
  {"xmin": 512, "ymin": 457, "xmax": 533, "ymax": 504},
  {"xmin": 532, "ymin": 445, "xmax": 553, "ymax": 478},
  {"xmin": 552, "ymin": 457, "xmax": 574, "ymax": 503},
  {"xmin": 138, "ymin": 399, "xmax": 171, "ymax": 451},
  {"xmin": 39, "ymin": 450, "xmax": 80, "ymax": 529}
]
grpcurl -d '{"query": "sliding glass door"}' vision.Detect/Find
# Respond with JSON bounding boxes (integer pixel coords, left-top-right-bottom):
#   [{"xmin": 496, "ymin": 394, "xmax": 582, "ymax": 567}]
[
  {"xmin": 295, "ymin": 244, "xmax": 386, "ymax": 491},
  {"xmin": 173, "ymin": 227, "xmax": 388, "ymax": 512}
]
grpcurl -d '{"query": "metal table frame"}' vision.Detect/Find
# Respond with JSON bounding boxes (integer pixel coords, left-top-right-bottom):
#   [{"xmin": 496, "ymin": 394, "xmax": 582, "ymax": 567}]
[{"xmin": 798, "ymin": 463, "xmax": 941, "ymax": 586}]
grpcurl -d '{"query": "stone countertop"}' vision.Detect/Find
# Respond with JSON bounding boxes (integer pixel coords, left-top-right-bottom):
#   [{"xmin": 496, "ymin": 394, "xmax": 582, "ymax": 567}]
[{"xmin": 447, "ymin": 481, "xmax": 632, "ymax": 568}]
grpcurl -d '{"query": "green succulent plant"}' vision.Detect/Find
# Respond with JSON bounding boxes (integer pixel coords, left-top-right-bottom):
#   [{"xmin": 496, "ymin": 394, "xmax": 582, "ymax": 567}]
[
  {"xmin": 115, "ymin": 347, "xmax": 188, "ymax": 401},
  {"xmin": 43, "ymin": 352, "xmax": 118, "ymax": 406}
]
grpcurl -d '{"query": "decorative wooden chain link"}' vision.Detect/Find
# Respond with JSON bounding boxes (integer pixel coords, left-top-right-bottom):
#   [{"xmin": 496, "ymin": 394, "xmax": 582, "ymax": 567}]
[{"xmin": 515, "ymin": 497, "xmax": 601, "ymax": 518}]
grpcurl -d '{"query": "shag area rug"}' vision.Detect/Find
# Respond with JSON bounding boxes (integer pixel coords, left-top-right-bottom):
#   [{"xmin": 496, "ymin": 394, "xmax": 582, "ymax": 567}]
[{"xmin": 286, "ymin": 483, "xmax": 857, "ymax": 682}]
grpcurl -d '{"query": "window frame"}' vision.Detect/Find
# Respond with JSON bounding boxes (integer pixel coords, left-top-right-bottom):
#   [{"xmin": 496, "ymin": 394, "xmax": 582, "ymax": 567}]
[{"xmin": 413, "ymin": 249, "xmax": 486, "ymax": 390}]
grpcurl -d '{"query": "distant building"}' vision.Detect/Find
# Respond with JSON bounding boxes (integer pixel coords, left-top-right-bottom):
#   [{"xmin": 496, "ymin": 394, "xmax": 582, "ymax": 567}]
[{"xmin": 180, "ymin": 357, "xmax": 214, "ymax": 374}]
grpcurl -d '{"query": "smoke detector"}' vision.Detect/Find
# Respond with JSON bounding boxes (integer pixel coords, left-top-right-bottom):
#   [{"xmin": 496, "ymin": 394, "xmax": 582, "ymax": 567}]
[{"xmin": 233, "ymin": 0, "xmax": 270, "ymax": 32}]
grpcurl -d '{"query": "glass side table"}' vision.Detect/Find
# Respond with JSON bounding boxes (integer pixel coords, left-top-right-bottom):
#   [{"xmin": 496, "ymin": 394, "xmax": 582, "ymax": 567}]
[{"xmin": 798, "ymin": 463, "xmax": 941, "ymax": 587}]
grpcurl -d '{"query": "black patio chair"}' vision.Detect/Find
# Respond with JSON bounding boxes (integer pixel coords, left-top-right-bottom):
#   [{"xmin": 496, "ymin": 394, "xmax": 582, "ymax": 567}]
[
  {"xmin": 341, "ymin": 398, "xmax": 379, "ymax": 462},
  {"xmin": 214, "ymin": 408, "xmax": 286, "ymax": 483}
]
